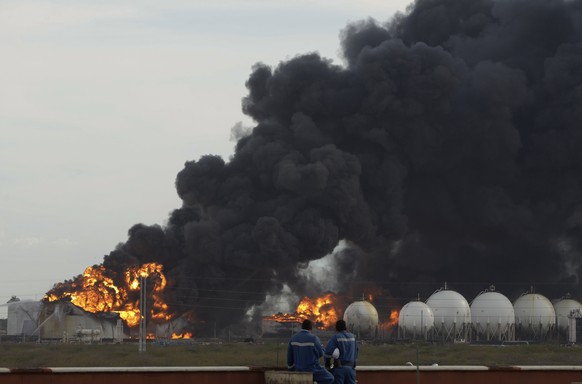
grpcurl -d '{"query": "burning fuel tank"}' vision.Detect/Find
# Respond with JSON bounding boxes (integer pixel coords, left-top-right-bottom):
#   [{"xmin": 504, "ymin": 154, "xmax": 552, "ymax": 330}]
[{"xmin": 343, "ymin": 300, "xmax": 379, "ymax": 338}]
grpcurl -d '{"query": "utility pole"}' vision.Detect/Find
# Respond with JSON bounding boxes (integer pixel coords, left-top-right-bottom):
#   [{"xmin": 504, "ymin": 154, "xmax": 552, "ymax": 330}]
[{"xmin": 139, "ymin": 275, "xmax": 147, "ymax": 352}]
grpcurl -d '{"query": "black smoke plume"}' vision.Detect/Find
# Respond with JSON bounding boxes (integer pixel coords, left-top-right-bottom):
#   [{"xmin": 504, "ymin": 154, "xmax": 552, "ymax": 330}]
[{"xmin": 48, "ymin": 0, "xmax": 582, "ymax": 332}]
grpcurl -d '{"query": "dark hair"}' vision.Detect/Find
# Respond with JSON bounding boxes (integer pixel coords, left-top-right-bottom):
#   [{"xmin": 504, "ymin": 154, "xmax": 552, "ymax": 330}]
[
  {"xmin": 301, "ymin": 319, "xmax": 313, "ymax": 330},
  {"xmin": 336, "ymin": 319, "xmax": 347, "ymax": 332}
]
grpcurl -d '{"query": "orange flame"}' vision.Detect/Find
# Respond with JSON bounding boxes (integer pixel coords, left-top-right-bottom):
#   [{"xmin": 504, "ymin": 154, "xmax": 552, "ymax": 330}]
[
  {"xmin": 264, "ymin": 293, "xmax": 340, "ymax": 329},
  {"xmin": 297, "ymin": 294, "xmax": 339, "ymax": 329},
  {"xmin": 45, "ymin": 262, "xmax": 172, "ymax": 327},
  {"xmin": 263, "ymin": 312, "xmax": 303, "ymax": 323},
  {"xmin": 384, "ymin": 309, "xmax": 399, "ymax": 328},
  {"xmin": 171, "ymin": 332, "xmax": 193, "ymax": 339}
]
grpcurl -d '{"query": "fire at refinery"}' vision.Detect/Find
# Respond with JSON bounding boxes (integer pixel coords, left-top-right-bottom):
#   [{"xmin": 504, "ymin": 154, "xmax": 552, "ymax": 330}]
[
  {"xmin": 261, "ymin": 293, "xmax": 399, "ymax": 339},
  {"xmin": 44, "ymin": 263, "xmax": 173, "ymax": 328},
  {"xmin": 263, "ymin": 293, "xmax": 342, "ymax": 330},
  {"xmin": 42, "ymin": 256, "xmax": 394, "ymax": 339},
  {"xmin": 39, "ymin": 0, "xmax": 582, "ymax": 341},
  {"xmin": 386, "ymin": 309, "xmax": 399, "ymax": 328},
  {"xmin": 295, "ymin": 293, "xmax": 341, "ymax": 329},
  {"xmin": 171, "ymin": 332, "xmax": 193, "ymax": 339},
  {"xmin": 379, "ymin": 309, "xmax": 400, "ymax": 338}
]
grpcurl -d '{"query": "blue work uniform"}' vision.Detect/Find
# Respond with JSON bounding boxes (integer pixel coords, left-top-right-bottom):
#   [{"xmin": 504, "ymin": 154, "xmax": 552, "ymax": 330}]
[
  {"xmin": 288, "ymin": 329, "xmax": 334, "ymax": 384},
  {"xmin": 324, "ymin": 330, "xmax": 358, "ymax": 384}
]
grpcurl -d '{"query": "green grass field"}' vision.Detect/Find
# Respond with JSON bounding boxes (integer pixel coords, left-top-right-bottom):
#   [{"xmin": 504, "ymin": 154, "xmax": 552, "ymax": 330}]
[{"xmin": 0, "ymin": 341, "xmax": 581, "ymax": 368}]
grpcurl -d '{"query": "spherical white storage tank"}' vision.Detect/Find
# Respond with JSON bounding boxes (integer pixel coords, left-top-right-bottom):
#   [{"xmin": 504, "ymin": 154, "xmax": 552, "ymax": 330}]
[
  {"xmin": 513, "ymin": 293, "xmax": 555, "ymax": 339},
  {"xmin": 426, "ymin": 289, "xmax": 471, "ymax": 341},
  {"xmin": 397, "ymin": 301, "xmax": 434, "ymax": 340},
  {"xmin": 470, "ymin": 290, "xmax": 515, "ymax": 341},
  {"xmin": 343, "ymin": 300, "xmax": 379, "ymax": 338},
  {"xmin": 553, "ymin": 298, "xmax": 582, "ymax": 331}
]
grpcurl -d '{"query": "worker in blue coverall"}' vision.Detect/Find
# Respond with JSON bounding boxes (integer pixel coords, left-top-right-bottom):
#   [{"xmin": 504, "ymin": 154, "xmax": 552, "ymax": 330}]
[
  {"xmin": 324, "ymin": 319, "xmax": 358, "ymax": 384},
  {"xmin": 287, "ymin": 319, "xmax": 334, "ymax": 384}
]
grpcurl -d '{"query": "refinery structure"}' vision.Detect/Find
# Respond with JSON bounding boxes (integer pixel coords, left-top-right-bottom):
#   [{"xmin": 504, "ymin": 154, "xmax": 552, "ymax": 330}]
[{"xmin": 3, "ymin": 283, "xmax": 582, "ymax": 346}]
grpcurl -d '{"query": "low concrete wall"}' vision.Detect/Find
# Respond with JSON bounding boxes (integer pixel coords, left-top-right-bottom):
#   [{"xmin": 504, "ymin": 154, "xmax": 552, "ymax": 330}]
[
  {"xmin": 0, "ymin": 367, "xmax": 264, "ymax": 384},
  {"xmin": 264, "ymin": 370, "xmax": 313, "ymax": 383},
  {"xmin": 1, "ymin": 366, "xmax": 582, "ymax": 384}
]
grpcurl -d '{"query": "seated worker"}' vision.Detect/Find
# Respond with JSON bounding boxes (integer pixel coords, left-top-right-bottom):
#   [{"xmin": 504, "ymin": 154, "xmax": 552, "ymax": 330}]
[
  {"xmin": 287, "ymin": 319, "xmax": 334, "ymax": 384},
  {"xmin": 324, "ymin": 319, "xmax": 358, "ymax": 384}
]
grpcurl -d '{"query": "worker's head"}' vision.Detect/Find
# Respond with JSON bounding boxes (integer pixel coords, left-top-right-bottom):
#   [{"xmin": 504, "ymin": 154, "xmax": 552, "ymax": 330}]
[
  {"xmin": 301, "ymin": 319, "xmax": 313, "ymax": 330},
  {"xmin": 336, "ymin": 319, "xmax": 347, "ymax": 332}
]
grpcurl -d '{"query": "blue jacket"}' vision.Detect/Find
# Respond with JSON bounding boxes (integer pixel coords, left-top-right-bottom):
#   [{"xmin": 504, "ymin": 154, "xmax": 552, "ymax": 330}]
[
  {"xmin": 324, "ymin": 330, "xmax": 358, "ymax": 367},
  {"xmin": 287, "ymin": 329, "xmax": 326, "ymax": 371}
]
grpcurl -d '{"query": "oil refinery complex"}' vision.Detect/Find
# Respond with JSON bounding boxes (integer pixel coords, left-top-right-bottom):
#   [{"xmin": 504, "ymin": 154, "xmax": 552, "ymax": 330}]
[
  {"xmin": 261, "ymin": 284, "xmax": 582, "ymax": 345},
  {"xmin": 3, "ymin": 284, "xmax": 582, "ymax": 345}
]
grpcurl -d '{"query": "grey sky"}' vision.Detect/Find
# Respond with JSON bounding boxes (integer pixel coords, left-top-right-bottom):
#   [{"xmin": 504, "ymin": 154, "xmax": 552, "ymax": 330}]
[{"xmin": 0, "ymin": 0, "xmax": 410, "ymax": 308}]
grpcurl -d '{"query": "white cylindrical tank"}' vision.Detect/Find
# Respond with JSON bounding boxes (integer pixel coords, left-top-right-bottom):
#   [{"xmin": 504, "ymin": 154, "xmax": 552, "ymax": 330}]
[
  {"xmin": 397, "ymin": 301, "xmax": 434, "ymax": 340},
  {"xmin": 514, "ymin": 293, "xmax": 555, "ymax": 339},
  {"xmin": 553, "ymin": 297, "xmax": 582, "ymax": 331},
  {"xmin": 470, "ymin": 290, "xmax": 515, "ymax": 341},
  {"xmin": 343, "ymin": 300, "xmax": 379, "ymax": 337},
  {"xmin": 426, "ymin": 289, "xmax": 471, "ymax": 341},
  {"xmin": 7, "ymin": 300, "xmax": 43, "ymax": 337}
]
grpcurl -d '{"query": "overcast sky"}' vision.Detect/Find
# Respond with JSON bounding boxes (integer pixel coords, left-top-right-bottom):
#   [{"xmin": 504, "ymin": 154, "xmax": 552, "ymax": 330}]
[{"xmin": 0, "ymin": 0, "xmax": 411, "ymax": 307}]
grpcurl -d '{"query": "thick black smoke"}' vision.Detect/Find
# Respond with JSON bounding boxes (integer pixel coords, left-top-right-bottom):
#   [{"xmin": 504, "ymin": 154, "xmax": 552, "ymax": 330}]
[{"xmin": 49, "ymin": 0, "xmax": 582, "ymax": 332}]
